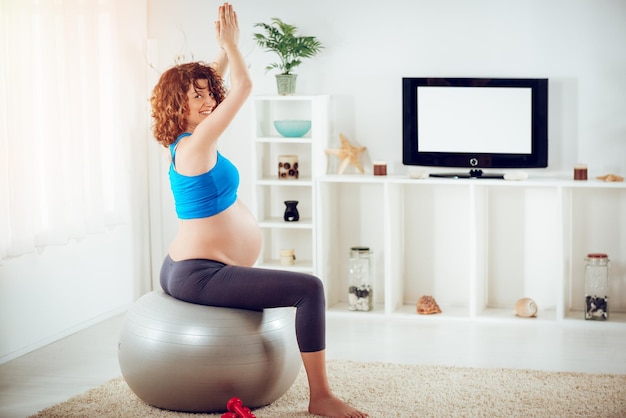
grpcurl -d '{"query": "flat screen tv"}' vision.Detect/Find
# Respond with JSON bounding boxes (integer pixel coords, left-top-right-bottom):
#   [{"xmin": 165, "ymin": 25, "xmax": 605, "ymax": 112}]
[{"xmin": 402, "ymin": 77, "xmax": 548, "ymax": 178}]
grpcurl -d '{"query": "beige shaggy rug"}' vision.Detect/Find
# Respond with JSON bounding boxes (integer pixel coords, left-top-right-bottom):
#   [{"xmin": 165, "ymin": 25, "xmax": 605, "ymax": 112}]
[{"xmin": 30, "ymin": 360, "xmax": 626, "ymax": 418}]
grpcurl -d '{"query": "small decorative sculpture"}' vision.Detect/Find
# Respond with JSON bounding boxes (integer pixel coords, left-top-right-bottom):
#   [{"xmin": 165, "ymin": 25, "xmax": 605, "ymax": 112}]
[
  {"xmin": 325, "ymin": 133, "xmax": 367, "ymax": 174},
  {"xmin": 514, "ymin": 297, "xmax": 538, "ymax": 318},
  {"xmin": 283, "ymin": 200, "xmax": 299, "ymax": 222},
  {"xmin": 596, "ymin": 173, "xmax": 624, "ymax": 182},
  {"xmin": 416, "ymin": 295, "xmax": 441, "ymax": 315}
]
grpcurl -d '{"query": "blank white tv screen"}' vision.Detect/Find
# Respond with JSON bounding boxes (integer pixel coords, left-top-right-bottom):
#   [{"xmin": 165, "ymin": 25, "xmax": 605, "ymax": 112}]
[{"xmin": 417, "ymin": 86, "xmax": 532, "ymax": 154}]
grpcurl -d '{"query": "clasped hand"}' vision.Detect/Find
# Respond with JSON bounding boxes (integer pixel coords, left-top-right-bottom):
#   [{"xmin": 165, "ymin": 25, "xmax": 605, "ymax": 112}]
[{"xmin": 215, "ymin": 2, "xmax": 240, "ymax": 48}]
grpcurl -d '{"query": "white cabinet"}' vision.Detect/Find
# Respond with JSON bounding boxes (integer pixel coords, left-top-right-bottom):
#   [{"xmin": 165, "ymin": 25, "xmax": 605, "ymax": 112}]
[
  {"xmin": 317, "ymin": 174, "xmax": 626, "ymax": 325},
  {"xmin": 250, "ymin": 95, "xmax": 625, "ymax": 327},
  {"xmin": 251, "ymin": 95, "xmax": 329, "ymax": 274}
]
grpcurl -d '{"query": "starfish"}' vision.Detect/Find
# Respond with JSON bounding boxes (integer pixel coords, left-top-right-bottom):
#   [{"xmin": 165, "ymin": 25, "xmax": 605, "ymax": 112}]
[{"xmin": 325, "ymin": 133, "xmax": 367, "ymax": 174}]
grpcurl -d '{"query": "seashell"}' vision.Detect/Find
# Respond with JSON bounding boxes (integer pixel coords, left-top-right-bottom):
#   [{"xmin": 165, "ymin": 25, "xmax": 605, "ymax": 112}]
[
  {"xmin": 514, "ymin": 297, "xmax": 538, "ymax": 318},
  {"xmin": 417, "ymin": 295, "xmax": 442, "ymax": 315}
]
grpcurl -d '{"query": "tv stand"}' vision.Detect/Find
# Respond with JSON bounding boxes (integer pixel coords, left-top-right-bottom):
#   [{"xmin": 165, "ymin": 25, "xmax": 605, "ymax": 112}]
[
  {"xmin": 317, "ymin": 174, "xmax": 626, "ymax": 324},
  {"xmin": 429, "ymin": 169, "xmax": 504, "ymax": 179}
]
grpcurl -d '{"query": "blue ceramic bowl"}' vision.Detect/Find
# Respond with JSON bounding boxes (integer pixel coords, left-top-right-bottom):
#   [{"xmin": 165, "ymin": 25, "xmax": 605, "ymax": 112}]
[{"xmin": 274, "ymin": 120, "xmax": 312, "ymax": 138}]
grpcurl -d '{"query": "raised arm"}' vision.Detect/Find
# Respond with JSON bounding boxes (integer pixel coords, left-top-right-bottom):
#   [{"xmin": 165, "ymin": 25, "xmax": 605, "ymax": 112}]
[
  {"xmin": 210, "ymin": 0, "xmax": 242, "ymax": 77},
  {"xmin": 178, "ymin": 3, "xmax": 252, "ymax": 170},
  {"xmin": 210, "ymin": 48, "xmax": 229, "ymax": 78},
  {"xmin": 216, "ymin": 4, "xmax": 251, "ymax": 97}
]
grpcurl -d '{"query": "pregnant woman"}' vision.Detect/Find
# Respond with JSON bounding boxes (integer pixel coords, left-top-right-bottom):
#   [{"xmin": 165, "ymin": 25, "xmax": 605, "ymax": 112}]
[{"xmin": 150, "ymin": 3, "xmax": 367, "ymax": 418}]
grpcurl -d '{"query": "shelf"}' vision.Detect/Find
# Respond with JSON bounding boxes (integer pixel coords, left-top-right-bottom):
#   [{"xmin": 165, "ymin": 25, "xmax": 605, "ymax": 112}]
[
  {"xmin": 326, "ymin": 302, "xmax": 387, "ymax": 317},
  {"xmin": 393, "ymin": 304, "xmax": 551, "ymax": 321},
  {"xmin": 251, "ymin": 95, "xmax": 330, "ymax": 281},
  {"xmin": 258, "ymin": 217, "xmax": 313, "ymax": 229},
  {"xmin": 255, "ymin": 259, "xmax": 314, "ymax": 273},
  {"xmin": 255, "ymin": 136, "xmax": 313, "ymax": 144},
  {"xmin": 256, "ymin": 178, "xmax": 314, "ymax": 186},
  {"xmin": 561, "ymin": 312, "xmax": 626, "ymax": 328},
  {"xmin": 319, "ymin": 173, "xmax": 626, "ymax": 189},
  {"xmin": 318, "ymin": 172, "xmax": 626, "ymax": 327},
  {"xmin": 392, "ymin": 304, "xmax": 470, "ymax": 319},
  {"xmin": 327, "ymin": 303, "xmax": 626, "ymax": 326},
  {"xmin": 477, "ymin": 307, "xmax": 558, "ymax": 322}
]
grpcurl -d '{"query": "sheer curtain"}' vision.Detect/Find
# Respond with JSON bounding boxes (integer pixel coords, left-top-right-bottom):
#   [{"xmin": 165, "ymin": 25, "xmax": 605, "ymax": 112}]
[{"xmin": 0, "ymin": 0, "xmax": 148, "ymax": 260}]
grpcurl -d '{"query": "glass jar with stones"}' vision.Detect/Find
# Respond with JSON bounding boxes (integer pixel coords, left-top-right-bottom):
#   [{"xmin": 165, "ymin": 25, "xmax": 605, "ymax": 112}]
[
  {"xmin": 584, "ymin": 253, "xmax": 609, "ymax": 320},
  {"xmin": 348, "ymin": 246, "xmax": 373, "ymax": 311}
]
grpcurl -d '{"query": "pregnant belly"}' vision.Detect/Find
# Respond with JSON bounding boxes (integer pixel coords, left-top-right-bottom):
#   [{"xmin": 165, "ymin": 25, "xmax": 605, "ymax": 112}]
[
  {"xmin": 221, "ymin": 201, "xmax": 262, "ymax": 265},
  {"xmin": 170, "ymin": 200, "xmax": 262, "ymax": 266}
]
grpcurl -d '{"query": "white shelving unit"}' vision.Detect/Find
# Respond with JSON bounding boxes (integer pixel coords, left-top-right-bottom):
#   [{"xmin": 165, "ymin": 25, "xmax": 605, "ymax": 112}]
[
  {"xmin": 250, "ymin": 95, "xmax": 625, "ymax": 327},
  {"xmin": 251, "ymin": 95, "xmax": 330, "ymax": 275},
  {"xmin": 317, "ymin": 174, "xmax": 626, "ymax": 326}
]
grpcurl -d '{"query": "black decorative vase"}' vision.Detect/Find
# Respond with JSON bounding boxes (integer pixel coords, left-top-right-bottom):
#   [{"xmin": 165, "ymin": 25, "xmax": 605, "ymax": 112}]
[{"xmin": 283, "ymin": 200, "xmax": 299, "ymax": 222}]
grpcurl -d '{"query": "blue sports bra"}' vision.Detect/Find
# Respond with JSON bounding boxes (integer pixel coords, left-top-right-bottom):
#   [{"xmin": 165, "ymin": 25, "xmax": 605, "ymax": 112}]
[{"xmin": 169, "ymin": 133, "xmax": 239, "ymax": 219}]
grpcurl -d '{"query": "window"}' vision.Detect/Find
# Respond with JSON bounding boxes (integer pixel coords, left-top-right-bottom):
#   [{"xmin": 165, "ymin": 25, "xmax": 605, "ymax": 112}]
[{"xmin": 0, "ymin": 0, "xmax": 147, "ymax": 259}]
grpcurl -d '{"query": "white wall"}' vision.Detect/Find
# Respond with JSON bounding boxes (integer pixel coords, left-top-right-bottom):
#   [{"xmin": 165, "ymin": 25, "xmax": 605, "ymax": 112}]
[
  {"xmin": 0, "ymin": 228, "xmax": 136, "ymax": 363},
  {"xmin": 148, "ymin": 0, "xmax": 626, "ymax": 199}
]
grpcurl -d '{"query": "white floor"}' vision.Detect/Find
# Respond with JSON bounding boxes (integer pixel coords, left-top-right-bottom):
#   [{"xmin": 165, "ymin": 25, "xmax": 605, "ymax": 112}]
[{"xmin": 1, "ymin": 312, "xmax": 625, "ymax": 418}]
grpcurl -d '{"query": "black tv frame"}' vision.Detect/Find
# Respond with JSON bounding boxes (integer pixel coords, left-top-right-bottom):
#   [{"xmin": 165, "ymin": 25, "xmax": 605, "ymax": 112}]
[{"xmin": 402, "ymin": 77, "xmax": 548, "ymax": 178}]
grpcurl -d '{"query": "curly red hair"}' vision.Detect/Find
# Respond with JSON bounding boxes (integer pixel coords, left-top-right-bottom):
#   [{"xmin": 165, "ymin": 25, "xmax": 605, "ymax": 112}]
[{"xmin": 150, "ymin": 62, "xmax": 227, "ymax": 147}]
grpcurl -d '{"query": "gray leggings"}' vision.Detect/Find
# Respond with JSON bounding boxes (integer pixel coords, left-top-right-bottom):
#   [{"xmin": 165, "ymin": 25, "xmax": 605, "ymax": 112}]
[{"xmin": 160, "ymin": 255, "xmax": 326, "ymax": 353}]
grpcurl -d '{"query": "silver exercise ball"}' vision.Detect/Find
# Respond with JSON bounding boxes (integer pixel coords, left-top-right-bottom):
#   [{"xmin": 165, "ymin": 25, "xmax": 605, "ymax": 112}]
[{"xmin": 118, "ymin": 290, "xmax": 301, "ymax": 413}]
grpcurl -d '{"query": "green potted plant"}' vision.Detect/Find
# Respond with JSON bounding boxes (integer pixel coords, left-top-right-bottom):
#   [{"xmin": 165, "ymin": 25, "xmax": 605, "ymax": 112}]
[{"xmin": 253, "ymin": 18, "xmax": 323, "ymax": 95}]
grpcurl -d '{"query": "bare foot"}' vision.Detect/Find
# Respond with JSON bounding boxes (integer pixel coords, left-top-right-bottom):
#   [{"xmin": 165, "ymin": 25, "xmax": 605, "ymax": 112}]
[{"xmin": 309, "ymin": 394, "xmax": 368, "ymax": 418}]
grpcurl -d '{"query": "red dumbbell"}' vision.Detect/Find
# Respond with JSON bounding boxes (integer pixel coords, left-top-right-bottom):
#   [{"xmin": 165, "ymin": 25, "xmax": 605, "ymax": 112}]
[
  {"xmin": 226, "ymin": 397, "xmax": 256, "ymax": 418},
  {"xmin": 221, "ymin": 414, "xmax": 237, "ymax": 418}
]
